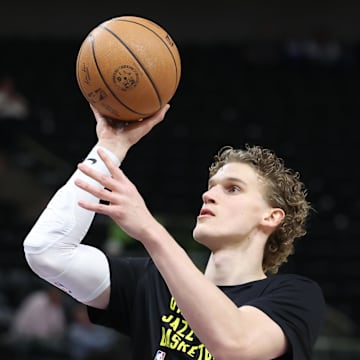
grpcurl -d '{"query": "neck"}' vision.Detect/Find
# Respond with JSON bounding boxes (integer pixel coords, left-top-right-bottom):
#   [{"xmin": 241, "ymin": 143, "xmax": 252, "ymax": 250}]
[{"xmin": 204, "ymin": 245, "xmax": 266, "ymax": 286}]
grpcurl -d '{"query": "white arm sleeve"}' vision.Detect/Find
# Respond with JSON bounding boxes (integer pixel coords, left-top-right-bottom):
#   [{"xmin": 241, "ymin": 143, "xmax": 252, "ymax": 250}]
[{"xmin": 23, "ymin": 146, "xmax": 120, "ymax": 303}]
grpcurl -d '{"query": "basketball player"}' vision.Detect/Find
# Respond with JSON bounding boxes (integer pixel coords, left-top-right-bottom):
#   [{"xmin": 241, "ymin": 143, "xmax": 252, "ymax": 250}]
[{"xmin": 24, "ymin": 104, "xmax": 325, "ymax": 359}]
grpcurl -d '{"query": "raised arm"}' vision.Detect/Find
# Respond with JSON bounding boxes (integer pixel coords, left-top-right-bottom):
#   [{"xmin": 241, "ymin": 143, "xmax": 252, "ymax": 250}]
[{"xmin": 23, "ymin": 105, "xmax": 169, "ymax": 309}]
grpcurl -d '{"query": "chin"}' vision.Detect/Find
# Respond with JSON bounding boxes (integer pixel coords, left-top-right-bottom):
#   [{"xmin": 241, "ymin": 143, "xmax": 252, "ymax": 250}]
[
  {"xmin": 192, "ymin": 227, "xmax": 203, "ymax": 244},
  {"xmin": 193, "ymin": 227, "xmax": 214, "ymax": 248},
  {"xmin": 193, "ymin": 223, "xmax": 205, "ymax": 240}
]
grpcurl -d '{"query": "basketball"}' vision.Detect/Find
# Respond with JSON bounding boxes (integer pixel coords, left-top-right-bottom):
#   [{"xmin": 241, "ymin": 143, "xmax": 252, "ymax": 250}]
[{"xmin": 76, "ymin": 16, "xmax": 181, "ymax": 121}]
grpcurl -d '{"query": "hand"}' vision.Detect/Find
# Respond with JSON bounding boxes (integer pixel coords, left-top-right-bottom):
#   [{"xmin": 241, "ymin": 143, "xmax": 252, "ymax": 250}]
[
  {"xmin": 91, "ymin": 104, "xmax": 170, "ymax": 162},
  {"xmin": 75, "ymin": 147, "xmax": 160, "ymax": 241}
]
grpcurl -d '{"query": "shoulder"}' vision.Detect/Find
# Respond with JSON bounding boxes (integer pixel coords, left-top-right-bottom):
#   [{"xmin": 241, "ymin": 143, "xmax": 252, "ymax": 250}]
[
  {"xmin": 266, "ymin": 273, "xmax": 322, "ymax": 288},
  {"xmin": 265, "ymin": 273, "xmax": 325, "ymax": 301},
  {"xmin": 257, "ymin": 273, "xmax": 326, "ymax": 314},
  {"xmin": 248, "ymin": 274, "xmax": 326, "ymax": 357}
]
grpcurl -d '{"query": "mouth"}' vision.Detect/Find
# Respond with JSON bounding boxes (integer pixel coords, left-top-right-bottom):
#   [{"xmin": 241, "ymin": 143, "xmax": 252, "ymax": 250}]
[{"xmin": 198, "ymin": 208, "xmax": 215, "ymax": 217}]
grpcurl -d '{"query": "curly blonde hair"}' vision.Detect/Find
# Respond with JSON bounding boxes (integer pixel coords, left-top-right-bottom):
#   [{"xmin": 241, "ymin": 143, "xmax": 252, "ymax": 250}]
[{"xmin": 209, "ymin": 145, "xmax": 311, "ymax": 274}]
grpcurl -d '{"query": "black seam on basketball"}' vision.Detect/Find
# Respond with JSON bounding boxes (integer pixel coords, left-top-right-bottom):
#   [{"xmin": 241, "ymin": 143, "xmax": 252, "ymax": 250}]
[
  {"xmin": 100, "ymin": 25, "xmax": 162, "ymax": 108},
  {"xmin": 114, "ymin": 18, "xmax": 180, "ymax": 90},
  {"xmin": 90, "ymin": 33, "xmax": 147, "ymax": 117}
]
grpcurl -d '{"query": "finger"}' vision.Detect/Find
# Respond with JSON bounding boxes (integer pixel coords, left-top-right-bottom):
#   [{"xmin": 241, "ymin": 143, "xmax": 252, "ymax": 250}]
[
  {"xmin": 144, "ymin": 104, "xmax": 170, "ymax": 126},
  {"xmin": 125, "ymin": 104, "xmax": 170, "ymax": 131},
  {"xmin": 159, "ymin": 103, "xmax": 171, "ymax": 118},
  {"xmin": 89, "ymin": 103, "xmax": 98, "ymax": 114},
  {"xmin": 75, "ymin": 178, "xmax": 116, "ymax": 203},
  {"xmin": 77, "ymin": 162, "xmax": 119, "ymax": 190},
  {"xmin": 97, "ymin": 148, "xmax": 127, "ymax": 180},
  {"xmin": 90, "ymin": 104, "xmax": 127, "ymax": 128},
  {"xmin": 89, "ymin": 104, "xmax": 104, "ymax": 122},
  {"xmin": 77, "ymin": 199, "xmax": 113, "ymax": 216}
]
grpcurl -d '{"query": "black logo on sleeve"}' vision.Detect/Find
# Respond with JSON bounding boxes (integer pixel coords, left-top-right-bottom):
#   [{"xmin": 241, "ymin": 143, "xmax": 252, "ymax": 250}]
[{"xmin": 86, "ymin": 158, "xmax": 97, "ymax": 164}]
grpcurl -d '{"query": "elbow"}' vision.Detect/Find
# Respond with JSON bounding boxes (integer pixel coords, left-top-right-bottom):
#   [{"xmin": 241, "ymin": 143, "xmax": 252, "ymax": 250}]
[
  {"xmin": 24, "ymin": 251, "xmax": 48, "ymax": 277},
  {"xmin": 24, "ymin": 248, "xmax": 63, "ymax": 279}
]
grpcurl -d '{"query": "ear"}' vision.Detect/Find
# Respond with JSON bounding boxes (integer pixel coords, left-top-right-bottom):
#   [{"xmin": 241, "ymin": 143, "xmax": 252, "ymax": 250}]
[{"xmin": 261, "ymin": 208, "xmax": 285, "ymax": 230}]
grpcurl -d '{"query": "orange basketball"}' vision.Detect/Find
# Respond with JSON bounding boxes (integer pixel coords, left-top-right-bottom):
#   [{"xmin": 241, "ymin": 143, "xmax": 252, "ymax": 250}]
[{"xmin": 76, "ymin": 16, "xmax": 181, "ymax": 121}]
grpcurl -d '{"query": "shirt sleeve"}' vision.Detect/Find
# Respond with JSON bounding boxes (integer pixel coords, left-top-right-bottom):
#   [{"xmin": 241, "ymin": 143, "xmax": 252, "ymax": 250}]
[
  {"xmin": 247, "ymin": 275, "xmax": 326, "ymax": 360},
  {"xmin": 87, "ymin": 256, "xmax": 150, "ymax": 335}
]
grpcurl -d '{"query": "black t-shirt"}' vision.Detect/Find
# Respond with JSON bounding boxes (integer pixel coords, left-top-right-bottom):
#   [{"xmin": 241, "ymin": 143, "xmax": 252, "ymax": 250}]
[{"xmin": 88, "ymin": 257, "xmax": 326, "ymax": 360}]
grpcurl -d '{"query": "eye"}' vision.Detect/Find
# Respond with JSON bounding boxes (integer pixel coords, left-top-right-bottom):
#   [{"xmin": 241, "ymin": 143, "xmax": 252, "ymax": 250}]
[{"xmin": 227, "ymin": 185, "xmax": 241, "ymax": 193}]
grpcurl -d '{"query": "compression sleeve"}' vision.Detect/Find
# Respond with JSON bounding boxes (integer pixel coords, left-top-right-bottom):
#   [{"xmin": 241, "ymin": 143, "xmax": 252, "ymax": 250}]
[{"xmin": 23, "ymin": 145, "xmax": 120, "ymax": 303}]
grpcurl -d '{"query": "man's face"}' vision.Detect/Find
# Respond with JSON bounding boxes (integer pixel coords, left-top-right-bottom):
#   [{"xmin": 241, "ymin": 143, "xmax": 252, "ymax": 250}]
[{"xmin": 193, "ymin": 162, "xmax": 272, "ymax": 250}]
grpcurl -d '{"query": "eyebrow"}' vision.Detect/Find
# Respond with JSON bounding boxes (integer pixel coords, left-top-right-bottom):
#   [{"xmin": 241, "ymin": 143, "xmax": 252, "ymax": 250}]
[{"xmin": 208, "ymin": 176, "xmax": 248, "ymax": 187}]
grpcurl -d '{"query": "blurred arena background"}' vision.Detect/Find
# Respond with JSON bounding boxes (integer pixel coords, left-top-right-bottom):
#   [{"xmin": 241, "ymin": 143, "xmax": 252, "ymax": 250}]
[{"xmin": 0, "ymin": 0, "xmax": 360, "ymax": 359}]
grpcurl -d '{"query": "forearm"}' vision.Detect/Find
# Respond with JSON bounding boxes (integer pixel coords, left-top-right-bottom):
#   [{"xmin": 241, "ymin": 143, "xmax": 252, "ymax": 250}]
[
  {"xmin": 141, "ymin": 224, "xmax": 246, "ymax": 357},
  {"xmin": 23, "ymin": 146, "xmax": 120, "ymax": 303},
  {"xmin": 24, "ymin": 145, "xmax": 120, "ymax": 252}
]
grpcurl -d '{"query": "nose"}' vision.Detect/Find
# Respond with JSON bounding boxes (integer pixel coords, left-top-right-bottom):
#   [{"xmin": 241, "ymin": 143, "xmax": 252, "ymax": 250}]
[{"xmin": 202, "ymin": 187, "xmax": 216, "ymax": 204}]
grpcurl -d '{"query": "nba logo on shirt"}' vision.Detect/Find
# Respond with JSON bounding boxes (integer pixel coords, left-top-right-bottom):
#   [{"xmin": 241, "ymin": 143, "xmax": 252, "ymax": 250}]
[{"xmin": 154, "ymin": 350, "xmax": 166, "ymax": 359}]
